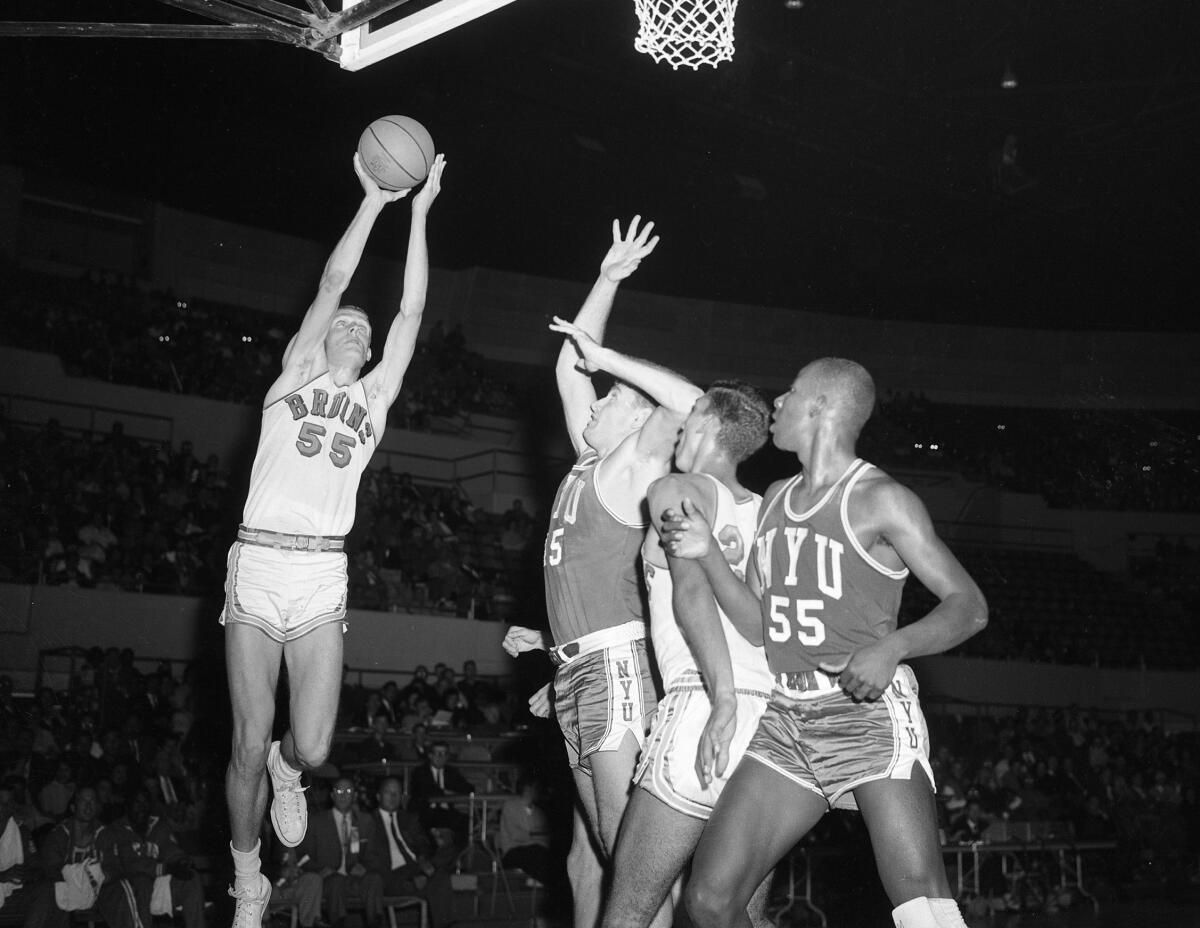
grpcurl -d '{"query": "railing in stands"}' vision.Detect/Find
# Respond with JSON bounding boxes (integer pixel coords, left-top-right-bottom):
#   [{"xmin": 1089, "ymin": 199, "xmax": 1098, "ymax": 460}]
[
  {"xmin": 934, "ymin": 519, "xmax": 1074, "ymax": 551},
  {"xmin": 921, "ymin": 694, "xmax": 1199, "ymax": 733},
  {"xmin": 1, "ymin": 391, "xmax": 175, "ymax": 448}
]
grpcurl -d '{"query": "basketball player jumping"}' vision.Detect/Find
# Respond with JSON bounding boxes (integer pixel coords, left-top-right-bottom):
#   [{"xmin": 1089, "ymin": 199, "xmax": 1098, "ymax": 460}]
[
  {"xmin": 502, "ymin": 217, "xmax": 702, "ymax": 928},
  {"xmin": 662, "ymin": 359, "xmax": 988, "ymax": 928},
  {"xmin": 597, "ymin": 371, "xmax": 777, "ymax": 928},
  {"xmin": 222, "ymin": 152, "xmax": 445, "ymax": 927}
]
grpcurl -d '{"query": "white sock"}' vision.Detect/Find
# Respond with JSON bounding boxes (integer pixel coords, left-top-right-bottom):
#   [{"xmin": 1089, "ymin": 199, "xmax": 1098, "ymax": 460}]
[
  {"xmin": 893, "ymin": 896, "xmax": 937, "ymax": 928},
  {"xmin": 929, "ymin": 898, "xmax": 969, "ymax": 928},
  {"xmin": 272, "ymin": 743, "xmax": 302, "ymax": 779},
  {"xmin": 231, "ymin": 839, "xmax": 262, "ymax": 890}
]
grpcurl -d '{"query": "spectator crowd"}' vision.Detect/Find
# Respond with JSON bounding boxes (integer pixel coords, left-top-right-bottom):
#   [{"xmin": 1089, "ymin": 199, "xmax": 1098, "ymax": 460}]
[
  {"xmin": 0, "ymin": 414, "xmax": 542, "ymax": 622},
  {"xmin": 3, "ymin": 638, "xmax": 1199, "ymax": 927}
]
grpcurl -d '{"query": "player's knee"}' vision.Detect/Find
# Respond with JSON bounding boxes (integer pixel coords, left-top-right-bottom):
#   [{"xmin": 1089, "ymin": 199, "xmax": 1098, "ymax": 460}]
[
  {"xmin": 291, "ymin": 731, "xmax": 331, "ymax": 770},
  {"xmin": 684, "ymin": 879, "xmax": 732, "ymax": 928}
]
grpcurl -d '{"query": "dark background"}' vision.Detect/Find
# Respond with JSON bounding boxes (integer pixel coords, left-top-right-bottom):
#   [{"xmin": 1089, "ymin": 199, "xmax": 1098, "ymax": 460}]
[{"xmin": 3, "ymin": 0, "xmax": 1199, "ymax": 331}]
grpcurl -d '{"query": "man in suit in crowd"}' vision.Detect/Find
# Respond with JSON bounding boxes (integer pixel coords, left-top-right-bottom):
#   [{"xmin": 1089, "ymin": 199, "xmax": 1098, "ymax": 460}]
[
  {"xmin": 365, "ymin": 778, "xmax": 454, "ymax": 928},
  {"xmin": 357, "ymin": 715, "xmax": 399, "ymax": 764},
  {"xmin": 408, "ymin": 743, "xmax": 473, "ymax": 840},
  {"xmin": 149, "ymin": 748, "xmax": 193, "ymax": 826},
  {"xmin": 299, "ymin": 779, "xmax": 383, "ymax": 928}
]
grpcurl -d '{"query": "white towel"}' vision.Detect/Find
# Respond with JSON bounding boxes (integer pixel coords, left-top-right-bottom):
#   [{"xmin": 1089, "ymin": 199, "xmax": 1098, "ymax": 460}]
[
  {"xmin": 55, "ymin": 859, "xmax": 104, "ymax": 911},
  {"xmin": 150, "ymin": 874, "xmax": 173, "ymax": 916},
  {"xmin": 0, "ymin": 818, "xmax": 24, "ymax": 908}
]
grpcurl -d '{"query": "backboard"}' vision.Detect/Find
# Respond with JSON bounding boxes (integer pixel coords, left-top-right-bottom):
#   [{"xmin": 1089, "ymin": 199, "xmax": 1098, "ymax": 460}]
[{"xmin": 338, "ymin": 0, "xmax": 522, "ymax": 71}]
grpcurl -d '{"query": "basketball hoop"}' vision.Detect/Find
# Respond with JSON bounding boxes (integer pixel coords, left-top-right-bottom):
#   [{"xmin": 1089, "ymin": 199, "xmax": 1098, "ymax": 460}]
[{"xmin": 633, "ymin": 0, "xmax": 738, "ymax": 70}]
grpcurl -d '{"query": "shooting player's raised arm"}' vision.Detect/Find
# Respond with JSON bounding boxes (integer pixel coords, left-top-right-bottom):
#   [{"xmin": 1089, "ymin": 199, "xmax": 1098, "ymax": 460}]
[
  {"xmin": 364, "ymin": 156, "xmax": 446, "ymax": 415},
  {"xmin": 269, "ymin": 155, "xmax": 410, "ymax": 406},
  {"xmin": 555, "ymin": 217, "xmax": 659, "ymax": 455}
]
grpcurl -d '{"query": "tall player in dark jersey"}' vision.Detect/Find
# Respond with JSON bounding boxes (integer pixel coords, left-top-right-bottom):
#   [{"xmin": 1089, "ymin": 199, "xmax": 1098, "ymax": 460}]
[
  {"xmin": 503, "ymin": 217, "xmax": 702, "ymax": 928},
  {"xmin": 661, "ymin": 358, "xmax": 987, "ymax": 928}
]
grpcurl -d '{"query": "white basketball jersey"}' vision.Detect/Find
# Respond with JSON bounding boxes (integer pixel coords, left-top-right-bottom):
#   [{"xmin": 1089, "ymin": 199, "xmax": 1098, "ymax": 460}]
[
  {"xmin": 242, "ymin": 371, "xmax": 378, "ymax": 536},
  {"xmin": 643, "ymin": 474, "xmax": 773, "ymax": 692}
]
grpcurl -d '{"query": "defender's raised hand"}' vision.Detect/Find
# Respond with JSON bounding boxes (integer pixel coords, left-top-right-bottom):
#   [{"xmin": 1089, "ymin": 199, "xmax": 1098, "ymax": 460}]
[
  {"xmin": 548, "ymin": 315, "xmax": 605, "ymax": 373},
  {"xmin": 601, "ymin": 216, "xmax": 660, "ymax": 282}
]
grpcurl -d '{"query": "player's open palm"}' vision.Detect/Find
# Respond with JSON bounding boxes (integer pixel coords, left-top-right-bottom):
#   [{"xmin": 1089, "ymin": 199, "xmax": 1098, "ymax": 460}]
[
  {"xmin": 695, "ymin": 697, "xmax": 736, "ymax": 789},
  {"xmin": 412, "ymin": 154, "xmax": 446, "ymax": 214},
  {"xmin": 353, "ymin": 153, "xmax": 411, "ymax": 205},
  {"xmin": 601, "ymin": 215, "xmax": 660, "ymax": 282}
]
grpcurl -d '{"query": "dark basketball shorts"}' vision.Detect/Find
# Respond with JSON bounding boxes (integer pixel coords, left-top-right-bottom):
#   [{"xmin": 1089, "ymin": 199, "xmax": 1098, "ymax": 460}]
[
  {"xmin": 554, "ymin": 638, "xmax": 657, "ymax": 770},
  {"xmin": 744, "ymin": 664, "xmax": 934, "ymax": 811},
  {"xmin": 635, "ymin": 674, "xmax": 770, "ymax": 819},
  {"xmin": 219, "ymin": 542, "xmax": 348, "ymax": 643}
]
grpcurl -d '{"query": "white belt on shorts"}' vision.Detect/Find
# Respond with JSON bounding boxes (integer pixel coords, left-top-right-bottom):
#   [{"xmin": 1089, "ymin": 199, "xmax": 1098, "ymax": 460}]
[
  {"xmin": 775, "ymin": 669, "xmax": 842, "ymax": 698},
  {"xmin": 668, "ymin": 670, "xmax": 772, "ymax": 700},
  {"xmin": 550, "ymin": 621, "xmax": 646, "ymax": 668},
  {"xmin": 238, "ymin": 524, "xmax": 345, "ymax": 553}
]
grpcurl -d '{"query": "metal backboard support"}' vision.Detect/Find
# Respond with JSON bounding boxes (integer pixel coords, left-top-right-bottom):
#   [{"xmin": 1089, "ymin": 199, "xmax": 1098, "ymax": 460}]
[{"xmin": 0, "ymin": 0, "xmax": 523, "ymax": 69}]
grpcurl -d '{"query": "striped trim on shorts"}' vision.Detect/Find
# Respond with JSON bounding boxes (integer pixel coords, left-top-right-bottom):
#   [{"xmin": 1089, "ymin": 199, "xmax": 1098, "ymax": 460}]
[
  {"xmin": 553, "ymin": 638, "xmax": 657, "ymax": 770},
  {"xmin": 744, "ymin": 664, "xmax": 934, "ymax": 811},
  {"xmin": 635, "ymin": 677, "xmax": 770, "ymax": 820},
  {"xmin": 219, "ymin": 541, "xmax": 348, "ymax": 643}
]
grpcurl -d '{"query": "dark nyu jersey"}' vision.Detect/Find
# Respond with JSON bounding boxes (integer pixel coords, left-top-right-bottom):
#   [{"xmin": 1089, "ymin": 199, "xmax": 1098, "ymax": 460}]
[
  {"xmin": 543, "ymin": 449, "xmax": 648, "ymax": 643},
  {"xmin": 754, "ymin": 459, "xmax": 909, "ymax": 674}
]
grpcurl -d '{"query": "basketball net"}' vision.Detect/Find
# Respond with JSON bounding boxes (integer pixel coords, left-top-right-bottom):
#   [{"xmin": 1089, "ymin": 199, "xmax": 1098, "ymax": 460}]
[{"xmin": 633, "ymin": 0, "xmax": 738, "ymax": 70}]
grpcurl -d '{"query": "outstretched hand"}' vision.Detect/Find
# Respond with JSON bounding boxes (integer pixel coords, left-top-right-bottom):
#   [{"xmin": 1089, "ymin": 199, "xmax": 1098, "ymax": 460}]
[
  {"xmin": 412, "ymin": 154, "xmax": 446, "ymax": 215},
  {"xmin": 659, "ymin": 497, "xmax": 714, "ymax": 560},
  {"xmin": 548, "ymin": 316, "xmax": 605, "ymax": 373},
  {"xmin": 528, "ymin": 683, "xmax": 552, "ymax": 719},
  {"xmin": 695, "ymin": 697, "xmax": 736, "ymax": 788},
  {"xmin": 502, "ymin": 625, "xmax": 546, "ymax": 657},
  {"xmin": 601, "ymin": 216, "xmax": 660, "ymax": 282}
]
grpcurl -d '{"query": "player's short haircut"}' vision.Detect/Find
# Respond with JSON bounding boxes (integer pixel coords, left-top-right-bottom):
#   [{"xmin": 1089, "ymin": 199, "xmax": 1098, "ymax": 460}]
[
  {"xmin": 616, "ymin": 379, "xmax": 656, "ymax": 414},
  {"xmin": 804, "ymin": 358, "xmax": 876, "ymax": 435},
  {"xmin": 706, "ymin": 379, "xmax": 771, "ymax": 463},
  {"xmin": 338, "ymin": 304, "xmax": 369, "ymax": 318}
]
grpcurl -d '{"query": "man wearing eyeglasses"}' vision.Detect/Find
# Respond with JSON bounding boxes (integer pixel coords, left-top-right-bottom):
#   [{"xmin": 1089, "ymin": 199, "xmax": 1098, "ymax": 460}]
[{"xmin": 298, "ymin": 778, "xmax": 383, "ymax": 928}]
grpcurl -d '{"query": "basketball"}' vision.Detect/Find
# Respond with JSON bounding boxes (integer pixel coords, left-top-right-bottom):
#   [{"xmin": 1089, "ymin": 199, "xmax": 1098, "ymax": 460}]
[{"xmin": 357, "ymin": 116, "xmax": 436, "ymax": 191}]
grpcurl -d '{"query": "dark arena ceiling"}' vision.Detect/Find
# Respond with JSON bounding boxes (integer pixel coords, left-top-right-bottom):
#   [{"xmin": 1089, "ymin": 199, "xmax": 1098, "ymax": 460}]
[{"xmin": 2, "ymin": 0, "xmax": 1199, "ymax": 331}]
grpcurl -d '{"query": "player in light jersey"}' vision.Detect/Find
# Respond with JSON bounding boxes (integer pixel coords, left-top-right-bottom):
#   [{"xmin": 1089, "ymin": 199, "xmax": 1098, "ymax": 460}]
[
  {"xmin": 221, "ymin": 153, "xmax": 445, "ymax": 927},
  {"xmin": 662, "ymin": 358, "xmax": 988, "ymax": 928},
  {"xmin": 502, "ymin": 217, "xmax": 702, "ymax": 928},
  {"xmin": 601, "ymin": 380, "xmax": 776, "ymax": 928}
]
